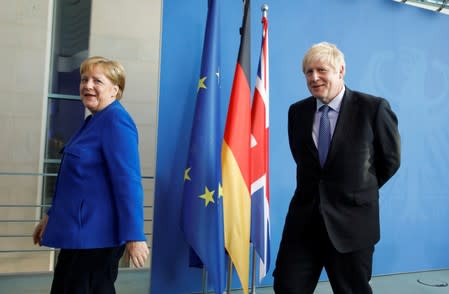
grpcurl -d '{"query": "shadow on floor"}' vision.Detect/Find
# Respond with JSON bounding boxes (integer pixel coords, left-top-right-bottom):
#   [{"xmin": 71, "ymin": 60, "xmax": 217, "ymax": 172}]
[{"xmin": 1, "ymin": 269, "xmax": 448, "ymax": 293}]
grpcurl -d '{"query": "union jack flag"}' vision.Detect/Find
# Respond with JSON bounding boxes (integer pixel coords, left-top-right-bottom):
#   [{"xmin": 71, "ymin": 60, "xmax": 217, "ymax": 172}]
[{"xmin": 250, "ymin": 12, "xmax": 270, "ymax": 280}]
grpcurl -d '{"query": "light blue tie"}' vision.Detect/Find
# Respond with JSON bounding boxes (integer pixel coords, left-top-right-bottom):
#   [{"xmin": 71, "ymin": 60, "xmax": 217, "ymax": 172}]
[{"xmin": 318, "ymin": 105, "xmax": 331, "ymax": 167}]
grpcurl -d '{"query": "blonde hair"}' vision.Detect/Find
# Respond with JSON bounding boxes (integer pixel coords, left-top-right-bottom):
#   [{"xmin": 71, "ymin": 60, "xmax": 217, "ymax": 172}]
[
  {"xmin": 80, "ymin": 56, "xmax": 126, "ymax": 99},
  {"xmin": 302, "ymin": 42, "xmax": 345, "ymax": 74}
]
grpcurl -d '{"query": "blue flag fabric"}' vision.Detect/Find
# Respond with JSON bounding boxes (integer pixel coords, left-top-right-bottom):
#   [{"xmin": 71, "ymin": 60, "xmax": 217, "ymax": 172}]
[{"xmin": 181, "ymin": 0, "xmax": 226, "ymax": 293}]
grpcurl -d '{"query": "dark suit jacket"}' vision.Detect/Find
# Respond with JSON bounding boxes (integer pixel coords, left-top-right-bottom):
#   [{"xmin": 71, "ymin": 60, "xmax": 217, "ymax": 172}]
[{"xmin": 286, "ymin": 87, "xmax": 400, "ymax": 253}]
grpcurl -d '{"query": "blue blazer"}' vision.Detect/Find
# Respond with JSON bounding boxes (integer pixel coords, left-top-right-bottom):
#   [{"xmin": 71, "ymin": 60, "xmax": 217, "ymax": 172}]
[{"xmin": 42, "ymin": 100, "xmax": 146, "ymax": 249}]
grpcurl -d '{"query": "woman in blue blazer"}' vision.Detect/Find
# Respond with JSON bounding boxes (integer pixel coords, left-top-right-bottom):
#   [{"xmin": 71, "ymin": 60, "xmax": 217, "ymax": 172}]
[{"xmin": 32, "ymin": 56, "xmax": 149, "ymax": 293}]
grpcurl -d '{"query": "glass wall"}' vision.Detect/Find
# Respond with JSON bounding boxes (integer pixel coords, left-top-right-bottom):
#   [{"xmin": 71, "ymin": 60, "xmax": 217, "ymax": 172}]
[
  {"xmin": 42, "ymin": 97, "xmax": 85, "ymax": 210},
  {"xmin": 42, "ymin": 0, "xmax": 91, "ymax": 213}
]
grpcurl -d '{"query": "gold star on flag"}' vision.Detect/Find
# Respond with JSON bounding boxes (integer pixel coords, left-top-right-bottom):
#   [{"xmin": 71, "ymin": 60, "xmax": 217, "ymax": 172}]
[
  {"xmin": 199, "ymin": 186, "xmax": 215, "ymax": 207},
  {"xmin": 184, "ymin": 167, "xmax": 191, "ymax": 181},
  {"xmin": 197, "ymin": 76, "xmax": 207, "ymax": 91}
]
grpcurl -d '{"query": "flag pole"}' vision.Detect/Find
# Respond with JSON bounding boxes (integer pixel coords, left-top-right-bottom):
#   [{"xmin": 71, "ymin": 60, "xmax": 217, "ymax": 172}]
[
  {"xmin": 249, "ymin": 4, "xmax": 269, "ymax": 294},
  {"xmin": 250, "ymin": 244, "xmax": 257, "ymax": 293},
  {"xmin": 262, "ymin": 3, "xmax": 268, "ymax": 17},
  {"xmin": 202, "ymin": 268, "xmax": 208, "ymax": 294},
  {"xmin": 226, "ymin": 258, "xmax": 233, "ymax": 294}
]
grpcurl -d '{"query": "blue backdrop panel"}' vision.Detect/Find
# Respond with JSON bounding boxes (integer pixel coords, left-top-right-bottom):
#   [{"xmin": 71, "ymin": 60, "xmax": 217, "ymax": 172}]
[{"xmin": 151, "ymin": 1, "xmax": 449, "ymax": 293}]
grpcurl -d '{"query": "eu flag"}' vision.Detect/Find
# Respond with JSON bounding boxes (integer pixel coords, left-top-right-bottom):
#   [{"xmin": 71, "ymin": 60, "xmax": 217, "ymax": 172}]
[{"xmin": 181, "ymin": 0, "xmax": 226, "ymax": 293}]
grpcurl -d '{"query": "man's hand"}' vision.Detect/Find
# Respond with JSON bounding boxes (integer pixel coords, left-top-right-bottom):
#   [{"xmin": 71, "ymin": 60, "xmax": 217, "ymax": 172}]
[{"xmin": 126, "ymin": 241, "xmax": 149, "ymax": 268}]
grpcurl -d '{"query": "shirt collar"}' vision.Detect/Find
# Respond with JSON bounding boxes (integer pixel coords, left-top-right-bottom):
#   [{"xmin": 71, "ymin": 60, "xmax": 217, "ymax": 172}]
[{"xmin": 316, "ymin": 86, "xmax": 345, "ymax": 112}]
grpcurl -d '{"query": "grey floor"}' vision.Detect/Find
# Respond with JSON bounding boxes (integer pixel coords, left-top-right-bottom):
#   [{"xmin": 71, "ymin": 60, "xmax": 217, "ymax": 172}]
[{"xmin": 1, "ymin": 269, "xmax": 449, "ymax": 293}]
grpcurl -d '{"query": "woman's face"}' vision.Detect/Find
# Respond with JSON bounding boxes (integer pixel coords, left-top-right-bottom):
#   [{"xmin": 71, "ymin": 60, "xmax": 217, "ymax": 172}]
[{"xmin": 79, "ymin": 65, "xmax": 118, "ymax": 113}]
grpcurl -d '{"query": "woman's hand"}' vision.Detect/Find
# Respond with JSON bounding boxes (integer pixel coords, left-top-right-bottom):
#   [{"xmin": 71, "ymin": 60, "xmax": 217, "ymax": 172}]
[
  {"xmin": 32, "ymin": 215, "xmax": 48, "ymax": 245},
  {"xmin": 126, "ymin": 241, "xmax": 149, "ymax": 268}
]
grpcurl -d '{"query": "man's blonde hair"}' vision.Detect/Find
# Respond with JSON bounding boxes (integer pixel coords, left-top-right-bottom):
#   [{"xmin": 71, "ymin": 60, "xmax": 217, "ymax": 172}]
[{"xmin": 302, "ymin": 42, "xmax": 345, "ymax": 74}]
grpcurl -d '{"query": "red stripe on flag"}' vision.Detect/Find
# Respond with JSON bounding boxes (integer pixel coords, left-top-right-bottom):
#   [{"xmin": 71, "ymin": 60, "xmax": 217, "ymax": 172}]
[
  {"xmin": 250, "ymin": 89, "xmax": 268, "ymax": 182},
  {"xmin": 224, "ymin": 63, "xmax": 251, "ymax": 189}
]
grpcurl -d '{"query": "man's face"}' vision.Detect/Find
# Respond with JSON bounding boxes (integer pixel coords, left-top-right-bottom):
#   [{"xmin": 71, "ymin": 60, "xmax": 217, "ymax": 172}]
[{"xmin": 304, "ymin": 60, "xmax": 344, "ymax": 104}]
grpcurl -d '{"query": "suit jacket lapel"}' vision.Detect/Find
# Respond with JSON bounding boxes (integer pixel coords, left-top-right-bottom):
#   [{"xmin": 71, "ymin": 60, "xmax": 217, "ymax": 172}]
[
  {"xmin": 301, "ymin": 98, "xmax": 319, "ymax": 162},
  {"xmin": 325, "ymin": 88, "xmax": 357, "ymax": 167}
]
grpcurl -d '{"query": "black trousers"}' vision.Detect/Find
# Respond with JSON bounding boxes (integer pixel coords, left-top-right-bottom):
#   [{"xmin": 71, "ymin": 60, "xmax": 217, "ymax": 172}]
[
  {"xmin": 273, "ymin": 209, "xmax": 374, "ymax": 294},
  {"xmin": 50, "ymin": 245, "xmax": 125, "ymax": 294}
]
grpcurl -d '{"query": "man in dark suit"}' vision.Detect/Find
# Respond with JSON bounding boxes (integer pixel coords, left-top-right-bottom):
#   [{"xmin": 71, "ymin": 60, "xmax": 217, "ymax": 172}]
[{"xmin": 273, "ymin": 42, "xmax": 401, "ymax": 294}]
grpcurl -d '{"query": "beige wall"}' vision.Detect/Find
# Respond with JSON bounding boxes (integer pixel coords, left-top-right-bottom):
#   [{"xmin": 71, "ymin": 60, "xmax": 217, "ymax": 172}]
[
  {"xmin": 0, "ymin": 0, "xmax": 161, "ymax": 272},
  {"xmin": 0, "ymin": 0, "xmax": 54, "ymax": 272}
]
